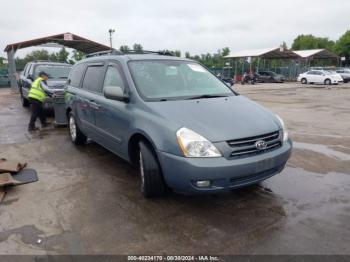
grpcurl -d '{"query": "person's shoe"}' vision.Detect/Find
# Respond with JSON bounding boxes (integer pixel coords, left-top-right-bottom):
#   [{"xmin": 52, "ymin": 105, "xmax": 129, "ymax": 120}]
[{"xmin": 28, "ymin": 126, "xmax": 39, "ymax": 131}]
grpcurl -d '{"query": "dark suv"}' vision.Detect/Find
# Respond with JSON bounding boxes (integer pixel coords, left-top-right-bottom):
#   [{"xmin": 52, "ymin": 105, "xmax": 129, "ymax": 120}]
[
  {"xmin": 65, "ymin": 51, "xmax": 292, "ymax": 198},
  {"xmin": 19, "ymin": 61, "xmax": 72, "ymax": 108}
]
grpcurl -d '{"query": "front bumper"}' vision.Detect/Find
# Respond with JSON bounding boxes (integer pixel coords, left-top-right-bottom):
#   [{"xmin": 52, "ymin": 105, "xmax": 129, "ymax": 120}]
[{"xmin": 157, "ymin": 139, "xmax": 292, "ymax": 193}]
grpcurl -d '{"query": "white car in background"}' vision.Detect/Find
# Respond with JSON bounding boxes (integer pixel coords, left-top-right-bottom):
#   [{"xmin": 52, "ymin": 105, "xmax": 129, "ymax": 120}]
[{"xmin": 298, "ymin": 70, "xmax": 343, "ymax": 85}]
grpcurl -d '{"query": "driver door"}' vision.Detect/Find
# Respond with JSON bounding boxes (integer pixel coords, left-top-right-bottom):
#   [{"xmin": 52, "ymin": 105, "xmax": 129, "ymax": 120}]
[{"xmin": 93, "ymin": 62, "xmax": 130, "ymax": 155}]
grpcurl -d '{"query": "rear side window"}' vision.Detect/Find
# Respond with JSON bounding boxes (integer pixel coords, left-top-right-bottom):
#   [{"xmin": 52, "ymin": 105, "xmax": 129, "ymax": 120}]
[
  {"xmin": 82, "ymin": 65, "xmax": 104, "ymax": 93},
  {"xmin": 69, "ymin": 63, "xmax": 85, "ymax": 88}
]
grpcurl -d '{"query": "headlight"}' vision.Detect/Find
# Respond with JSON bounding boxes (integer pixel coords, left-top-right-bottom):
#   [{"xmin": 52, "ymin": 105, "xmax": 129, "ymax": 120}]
[
  {"xmin": 276, "ymin": 115, "xmax": 288, "ymax": 141},
  {"xmin": 176, "ymin": 127, "xmax": 222, "ymax": 158}
]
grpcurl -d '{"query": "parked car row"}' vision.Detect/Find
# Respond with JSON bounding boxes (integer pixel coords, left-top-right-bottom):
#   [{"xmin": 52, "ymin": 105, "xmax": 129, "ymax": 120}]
[
  {"xmin": 297, "ymin": 70, "xmax": 344, "ymax": 85},
  {"xmin": 0, "ymin": 69, "xmax": 10, "ymax": 87},
  {"xmin": 18, "ymin": 61, "xmax": 72, "ymax": 108}
]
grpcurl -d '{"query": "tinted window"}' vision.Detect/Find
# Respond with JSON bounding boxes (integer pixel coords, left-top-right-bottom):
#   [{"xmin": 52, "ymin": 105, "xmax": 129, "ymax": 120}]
[
  {"xmin": 82, "ymin": 65, "xmax": 104, "ymax": 93},
  {"xmin": 103, "ymin": 65, "xmax": 125, "ymax": 91},
  {"xmin": 69, "ymin": 63, "xmax": 86, "ymax": 88},
  {"xmin": 307, "ymin": 71, "xmax": 316, "ymax": 75}
]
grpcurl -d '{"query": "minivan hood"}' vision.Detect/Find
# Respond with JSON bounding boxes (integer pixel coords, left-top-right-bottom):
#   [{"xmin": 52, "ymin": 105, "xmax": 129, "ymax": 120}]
[
  {"xmin": 47, "ymin": 79, "xmax": 66, "ymax": 89},
  {"xmin": 147, "ymin": 95, "xmax": 281, "ymax": 142}
]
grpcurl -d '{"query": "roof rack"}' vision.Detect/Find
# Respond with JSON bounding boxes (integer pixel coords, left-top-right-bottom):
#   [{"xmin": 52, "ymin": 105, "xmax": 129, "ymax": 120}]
[
  {"xmin": 123, "ymin": 50, "xmax": 174, "ymax": 56},
  {"xmin": 84, "ymin": 49, "xmax": 174, "ymax": 58},
  {"xmin": 84, "ymin": 49, "xmax": 123, "ymax": 58}
]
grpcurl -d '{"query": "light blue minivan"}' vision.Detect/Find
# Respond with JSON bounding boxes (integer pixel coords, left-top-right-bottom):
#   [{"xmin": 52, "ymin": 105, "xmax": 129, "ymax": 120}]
[{"xmin": 65, "ymin": 51, "xmax": 292, "ymax": 197}]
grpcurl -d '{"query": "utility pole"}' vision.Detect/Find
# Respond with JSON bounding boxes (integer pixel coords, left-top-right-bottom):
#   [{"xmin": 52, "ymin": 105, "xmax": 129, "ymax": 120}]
[{"xmin": 108, "ymin": 29, "xmax": 115, "ymax": 49}]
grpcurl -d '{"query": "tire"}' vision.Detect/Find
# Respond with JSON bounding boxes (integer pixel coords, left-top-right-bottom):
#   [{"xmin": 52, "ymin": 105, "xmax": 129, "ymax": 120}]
[
  {"xmin": 20, "ymin": 89, "xmax": 30, "ymax": 107},
  {"xmin": 324, "ymin": 79, "xmax": 331, "ymax": 85},
  {"xmin": 301, "ymin": 78, "xmax": 307, "ymax": 84},
  {"xmin": 68, "ymin": 112, "xmax": 87, "ymax": 145},
  {"xmin": 138, "ymin": 140, "xmax": 166, "ymax": 198}
]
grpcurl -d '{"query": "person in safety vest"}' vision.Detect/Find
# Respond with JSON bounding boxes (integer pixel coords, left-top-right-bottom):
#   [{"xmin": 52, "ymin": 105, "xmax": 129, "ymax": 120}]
[{"xmin": 28, "ymin": 71, "xmax": 51, "ymax": 131}]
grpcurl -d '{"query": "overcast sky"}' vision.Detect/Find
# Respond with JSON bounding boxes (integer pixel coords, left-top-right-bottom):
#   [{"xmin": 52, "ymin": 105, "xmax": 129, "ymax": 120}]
[{"xmin": 1, "ymin": 0, "xmax": 349, "ymax": 58}]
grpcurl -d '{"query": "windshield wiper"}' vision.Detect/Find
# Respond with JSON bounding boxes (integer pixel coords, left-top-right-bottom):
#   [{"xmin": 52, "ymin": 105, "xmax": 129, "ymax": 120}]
[{"xmin": 185, "ymin": 94, "xmax": 229, "ymax": 100}]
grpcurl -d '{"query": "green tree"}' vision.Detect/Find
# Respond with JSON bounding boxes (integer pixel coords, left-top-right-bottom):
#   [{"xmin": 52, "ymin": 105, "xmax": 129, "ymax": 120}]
[
  {"xmin": 71, "ymin": 50, "xmax": 85, "ymax": 62},
  {"xmin": 119, "ymin": 45, "xmax": 131, "ymax": 53},
  {"xmin": 221, "ymin": 47, "xmax": 230, "ymax": 57},
  {"xmin": 185, "ymin": 52, "xmax": 191, "ymax": 59},
  {"xmin": 292, "ymin": 34, "xmax": 335, "ymax": 50},
  {"xmin": 281, "ymin": 41, "xmax": 288, "ymax": 50},
  {"xmin": 56, "ymin": 47, "xmax": 69, "ymax": 62},
  {"xmin": 334, "ymin": 30, "xmax": 350, "ymax": 60},
  {"xmin": 133, "ymin": 43, "xmax": 143, "ymax": 52}
]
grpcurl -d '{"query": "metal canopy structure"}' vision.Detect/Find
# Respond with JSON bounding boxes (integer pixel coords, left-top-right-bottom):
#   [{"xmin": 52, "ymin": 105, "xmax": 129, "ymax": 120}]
[
  {"xmin": 4, "ymin": 32, "xmax": 110, "ymax": 91},
  {"xmin": 225, "ymin": 47, "xmax": 300, "ymax": 59},
  {"xmin": 4, "ymin": 32, "xmax": 110, "ymax": 54},
  {"xmin": 292, "ymin": 49, "xmax": 339, "ymax": 59}
]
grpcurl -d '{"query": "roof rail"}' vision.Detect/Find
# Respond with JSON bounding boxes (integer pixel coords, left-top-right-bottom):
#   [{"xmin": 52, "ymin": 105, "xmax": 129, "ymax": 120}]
[
  {"xmin": 84, "ymin": 49, "xmax": 174, "ymax": 58},
  {"xmin": 123, "ymin": 50, "xmax": 174, "ymax": 56},
  {"xmin": 84, "ymin": 49, "xmax": 123, "ymax": 58}
]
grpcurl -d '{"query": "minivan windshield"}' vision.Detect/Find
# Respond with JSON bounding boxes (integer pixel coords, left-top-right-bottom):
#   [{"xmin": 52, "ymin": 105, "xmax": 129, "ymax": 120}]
[
  {"xmin": 128, "ymin": 60, "xmax": 234, "ymax": 101},
  {"xmin": 34, "ymin": 65, "xmax": 72, "ymax": 79}
]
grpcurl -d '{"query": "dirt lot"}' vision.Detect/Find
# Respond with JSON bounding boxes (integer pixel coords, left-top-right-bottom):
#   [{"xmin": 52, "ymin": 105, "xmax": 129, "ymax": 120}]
[{"xmin": 0, "ymin": 82, "xmax": 349, "ymax": 255}]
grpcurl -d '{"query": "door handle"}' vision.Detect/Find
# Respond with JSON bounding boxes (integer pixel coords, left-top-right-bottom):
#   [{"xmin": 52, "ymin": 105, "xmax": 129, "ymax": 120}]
[{"xmin": 89, "ymin": 100, "xmax": 100, "ymax": 109}]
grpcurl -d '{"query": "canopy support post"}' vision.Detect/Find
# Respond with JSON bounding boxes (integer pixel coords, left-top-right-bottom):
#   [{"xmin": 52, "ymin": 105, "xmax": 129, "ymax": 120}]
[{"xmin": 7, "ymin": 48, "xmax": 18, "ymax": 92}]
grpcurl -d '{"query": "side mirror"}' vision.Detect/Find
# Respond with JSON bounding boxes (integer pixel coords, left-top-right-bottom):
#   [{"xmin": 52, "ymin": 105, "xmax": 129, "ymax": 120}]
[
  {"xmin": 27, "ymin": 75, "xmax": 33, "ymax": 81},
  {"xmin": 103, "ymin": 85, "xmax": 129, "ymax": 102}
]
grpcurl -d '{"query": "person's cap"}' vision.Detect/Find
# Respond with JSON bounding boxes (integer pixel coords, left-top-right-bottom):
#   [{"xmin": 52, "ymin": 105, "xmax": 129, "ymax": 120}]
[{"xmin": 38, "ymin": 71, "xmax": 48, "ymax": 77}]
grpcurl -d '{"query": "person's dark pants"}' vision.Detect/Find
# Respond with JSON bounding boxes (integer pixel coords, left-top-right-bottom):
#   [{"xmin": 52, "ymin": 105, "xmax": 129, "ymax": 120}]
[{"xmin": 28, "ymin": 98, "xmax": 46, "ymax": 129}]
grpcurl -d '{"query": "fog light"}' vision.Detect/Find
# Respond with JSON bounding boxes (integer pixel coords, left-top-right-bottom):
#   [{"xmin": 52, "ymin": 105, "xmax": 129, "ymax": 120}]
[{"xmin": 195, "ymin": 180, "xmax": 211, "ymax": 188}]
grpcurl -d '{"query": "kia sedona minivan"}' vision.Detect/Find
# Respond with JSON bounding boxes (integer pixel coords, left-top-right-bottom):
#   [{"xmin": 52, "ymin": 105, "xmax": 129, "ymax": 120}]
[{"xmin": 65, "ymin": 50, "xmax": 292, "ymax": 198}]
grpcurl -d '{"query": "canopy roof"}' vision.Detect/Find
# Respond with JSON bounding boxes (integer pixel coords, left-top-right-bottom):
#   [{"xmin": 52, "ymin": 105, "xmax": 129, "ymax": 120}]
[
  {"xmin": 225, "ymin": 47, "xmax": 299, "ymax": 59},
  {"xmin": 292, "ymin": 49, "xmax": 339, "ymax": 59},
  {"xmin": 4, "ymin": 32, "xmax": 110, "ymax": 54}
]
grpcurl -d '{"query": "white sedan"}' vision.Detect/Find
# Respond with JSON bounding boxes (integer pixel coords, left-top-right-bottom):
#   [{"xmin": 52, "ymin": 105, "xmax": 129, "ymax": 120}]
[{"xmin": 298, "ymin": 70, "xmax": 343, "ymax": 85}]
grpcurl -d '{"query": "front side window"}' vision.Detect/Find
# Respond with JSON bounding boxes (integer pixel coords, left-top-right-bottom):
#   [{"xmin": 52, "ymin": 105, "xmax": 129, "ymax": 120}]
[
  {"xmin": 128, "ymin": 60, "xmax": 233, "ymax": 101},
  {"xmin": 103, "ymin": 66, "xmax": 124, "ymax": 90}
]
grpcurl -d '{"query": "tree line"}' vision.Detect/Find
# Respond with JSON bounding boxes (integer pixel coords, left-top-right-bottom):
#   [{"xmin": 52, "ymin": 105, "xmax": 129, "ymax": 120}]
[{"xmin": 12, "ymin": 29, "xmax": 350, "ymax": 70}]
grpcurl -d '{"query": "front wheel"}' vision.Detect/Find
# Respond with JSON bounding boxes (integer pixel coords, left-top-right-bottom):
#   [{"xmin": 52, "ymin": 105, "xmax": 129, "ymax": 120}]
[
  {"xmin": 324, "ymin": 79, "xmax": 332, "ymax": 85},
  {"xmin": 68, "ymin": 112, "xmax": 87, "ymax": 145},
  {"xmin": 139, "ymin": 141, "xmax": 166, "ymax": 198},
  {"xmin": 301, "ymin": 78, "xmax": 307, "ymax": 84}
]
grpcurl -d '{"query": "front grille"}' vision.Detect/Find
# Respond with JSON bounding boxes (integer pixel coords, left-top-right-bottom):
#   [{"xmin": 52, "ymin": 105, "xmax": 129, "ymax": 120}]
[{"xmin": 227, "ymin": 131, "xmax": 281, "ymax": 158}]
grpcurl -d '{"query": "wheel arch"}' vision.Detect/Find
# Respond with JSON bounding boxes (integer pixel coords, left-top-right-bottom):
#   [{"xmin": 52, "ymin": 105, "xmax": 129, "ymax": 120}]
[{"xmin": 128, "ymin": 132, "xmax": 158, "ymax": 166}]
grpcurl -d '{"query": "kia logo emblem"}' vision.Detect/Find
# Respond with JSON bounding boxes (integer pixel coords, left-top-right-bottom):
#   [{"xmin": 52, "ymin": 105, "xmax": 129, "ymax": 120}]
[{"xmin": 255, "ymin": 140, "xmax": 267, "ymax": 150}]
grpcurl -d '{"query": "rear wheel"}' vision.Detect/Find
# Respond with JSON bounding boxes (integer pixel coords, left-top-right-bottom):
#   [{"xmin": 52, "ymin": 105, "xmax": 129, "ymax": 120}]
[
  {"xmin": 324, "ymin": 79, "xmax": 331, "ymax": 85},
  {"xmin": 68, "ymin": 112, "xmax": 87, "ymax": 145},
  {"xmin": 138, "ymin": 140, "xmax": 166, "ymax": 198},
  {"xmin": 301, "ymin": 78, "xmax": 307, "ymax": 84}
]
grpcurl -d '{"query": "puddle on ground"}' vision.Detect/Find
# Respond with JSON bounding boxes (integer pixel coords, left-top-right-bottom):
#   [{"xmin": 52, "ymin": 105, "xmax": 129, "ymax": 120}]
[{"xmin": 293, "ymin": 141, "xmax": 350, "ymax": 161}]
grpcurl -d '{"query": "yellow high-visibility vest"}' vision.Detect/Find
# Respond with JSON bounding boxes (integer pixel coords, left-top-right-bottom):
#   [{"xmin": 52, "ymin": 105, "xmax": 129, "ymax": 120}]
[{"xmin": 28, "ymin": 77, "xmax": 47, "ymax": 102}]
